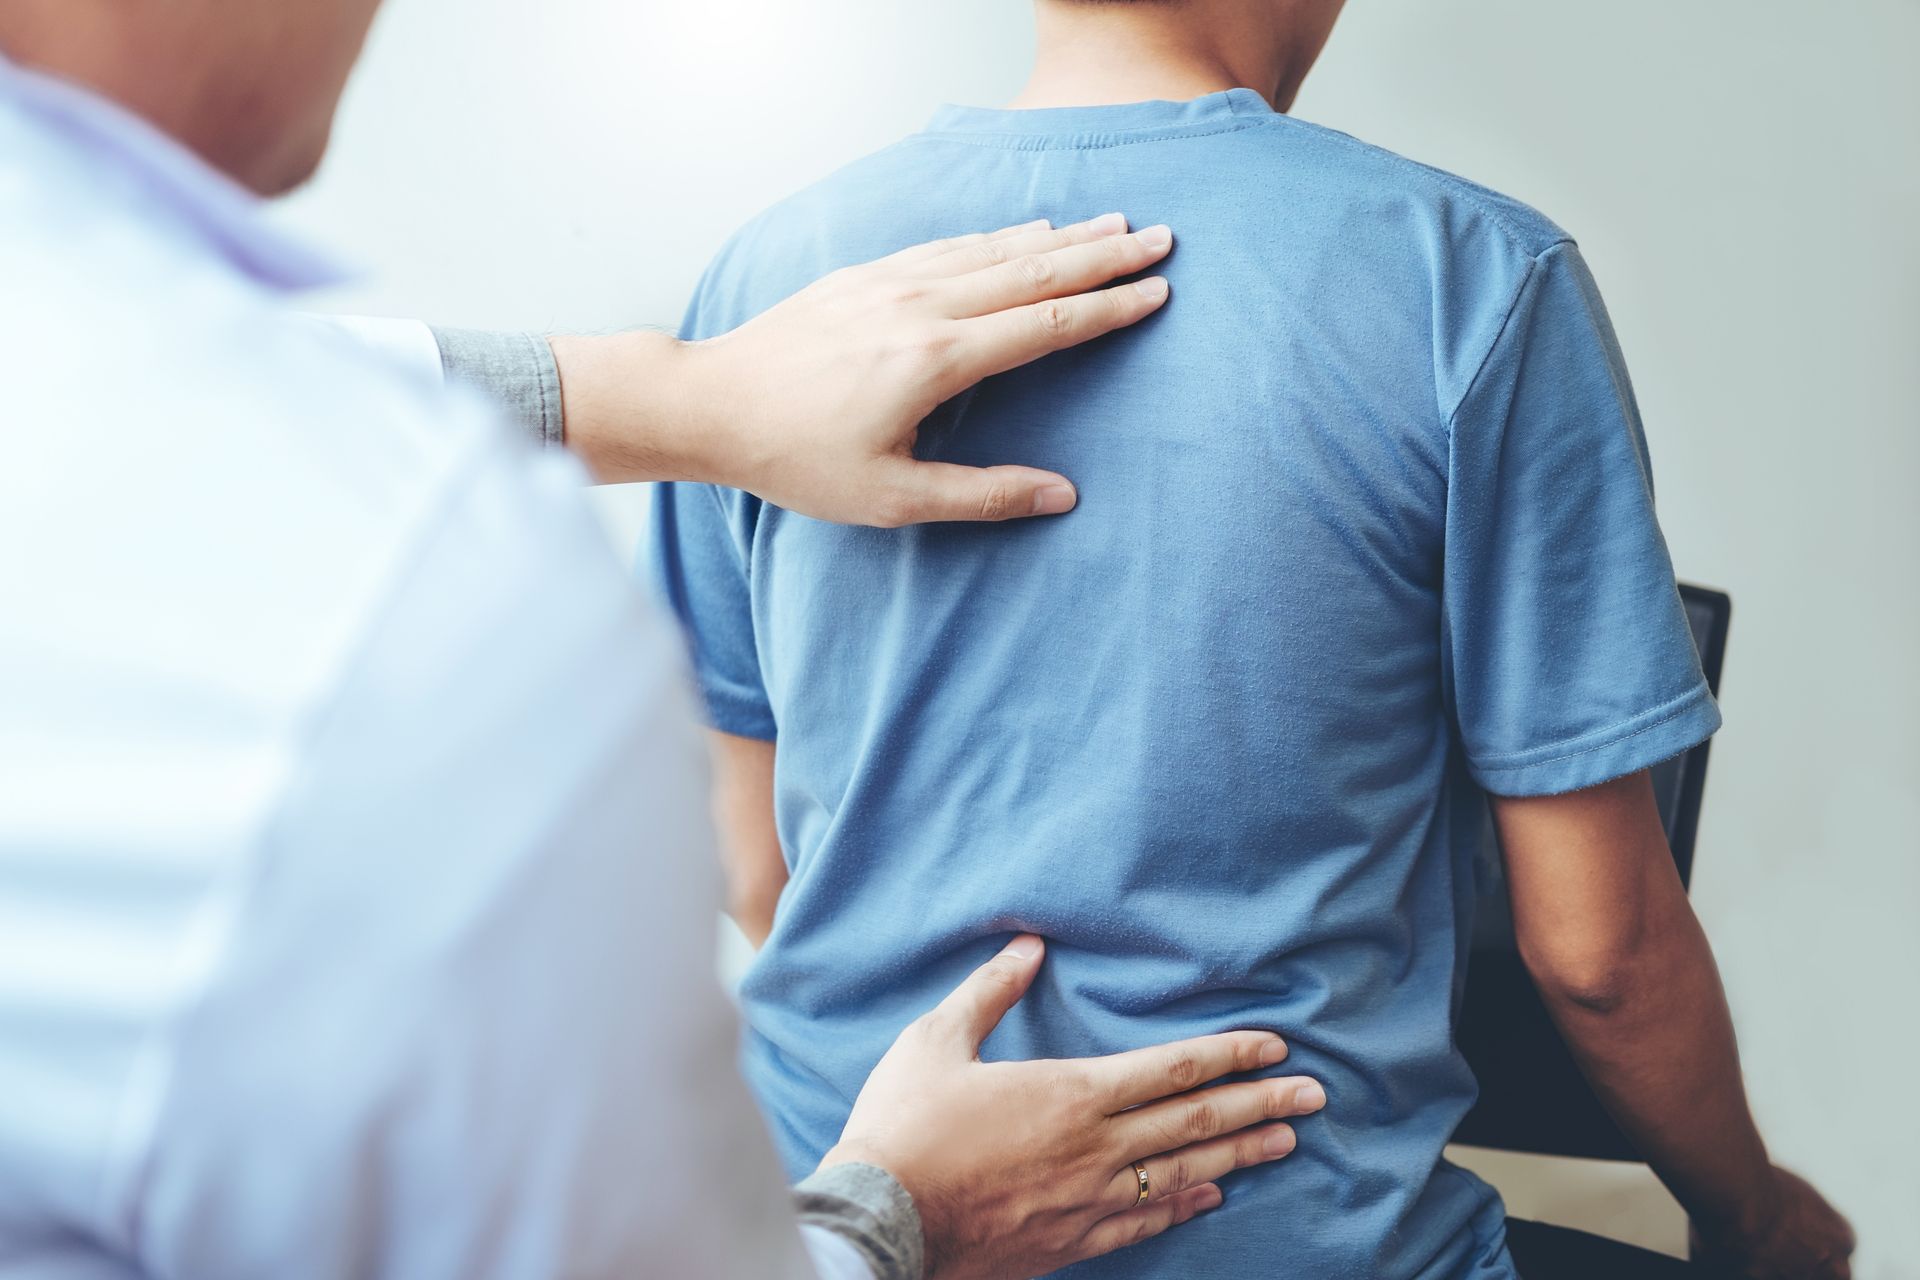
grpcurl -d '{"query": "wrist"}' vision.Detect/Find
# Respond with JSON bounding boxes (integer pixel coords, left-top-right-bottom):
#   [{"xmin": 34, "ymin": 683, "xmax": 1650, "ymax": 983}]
[
  {"xmin": 795, "ymin": 1159, "xmax": 927, "ymax": 1280},
  {"xmin": 547, "ymin": 330, "xmax": 737, "ymax": 485},
  {"xmin": 1692, "ymin": 1161, "xmax": 1785, "ymax": 1248}
]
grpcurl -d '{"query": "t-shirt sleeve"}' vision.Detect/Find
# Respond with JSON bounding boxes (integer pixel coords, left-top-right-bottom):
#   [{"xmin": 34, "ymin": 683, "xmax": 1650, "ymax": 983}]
[
  {"xmin": 647, "ymin": 480, "xmax": 777, "ymax": 740},
  {"xmin": 645, "ymin": 256, "xmax": 778, "ymax": 741},
  {"xmin": 1443, "ymin": 239, "xmax": 1720, "ymax": 797}
]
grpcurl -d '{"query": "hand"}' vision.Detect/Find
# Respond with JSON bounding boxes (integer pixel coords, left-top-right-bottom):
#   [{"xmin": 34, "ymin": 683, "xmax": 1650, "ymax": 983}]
[
  {"xmin": 1690, "ymin": 1166, "xmax": 1855, "ymax": 1279},
  {"xmin": 552, "ymin": 215, "xmax": 1173, "ymax": 524},
  {"xmin": 822, "ymin": 935, "xmax": 1325, "ymax": 1280}
]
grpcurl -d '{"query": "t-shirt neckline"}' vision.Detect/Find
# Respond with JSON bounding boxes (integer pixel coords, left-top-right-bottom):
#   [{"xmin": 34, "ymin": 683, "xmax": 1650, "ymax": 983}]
[{"xmin": 923, "ymin": 88, "xmax": 1277, "ymax": 146}]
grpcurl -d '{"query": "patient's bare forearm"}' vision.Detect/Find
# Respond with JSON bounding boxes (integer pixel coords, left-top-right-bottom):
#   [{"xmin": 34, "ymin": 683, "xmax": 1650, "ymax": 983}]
[
  {"xmin": 1494, "ymin": 774, "xmax": 1772, "ymax": 1229},
  {"xmin": 1494, "ymin": 774, "xmax": 1851, "ymax": 1276},
  {"xmin": 1534, "ymin": 892, "xmax": 1774, "ymax": 1235},
  {"xmin": 706, "ymin": 731, "xmax": 787, "ymax": 946}
]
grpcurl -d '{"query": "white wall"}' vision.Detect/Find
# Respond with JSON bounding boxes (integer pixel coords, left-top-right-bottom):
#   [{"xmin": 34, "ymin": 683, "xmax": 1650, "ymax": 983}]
[{"xmin": 286, "ymin": 2, "xmax": 1920, "ymax": 1275}]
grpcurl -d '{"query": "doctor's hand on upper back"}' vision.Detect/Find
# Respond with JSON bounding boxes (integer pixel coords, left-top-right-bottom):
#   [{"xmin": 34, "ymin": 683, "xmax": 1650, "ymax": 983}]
[
  {"xmin": 550, "ymin": 215, "xmax": 1172, "ymax": 525},
  {"xmin": 820, "ymin": 935, "xmax": 1325, "ymax": 1280}
]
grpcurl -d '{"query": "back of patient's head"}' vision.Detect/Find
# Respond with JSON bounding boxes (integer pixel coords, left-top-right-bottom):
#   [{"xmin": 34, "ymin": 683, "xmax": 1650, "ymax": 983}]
[
  {"xmin": 1032, "ymin": 0, "xmax": 1349, "ymax": 111},
  {"xmin": 0, "ymin": 0, "xmax": 386, "ymax": 195}
]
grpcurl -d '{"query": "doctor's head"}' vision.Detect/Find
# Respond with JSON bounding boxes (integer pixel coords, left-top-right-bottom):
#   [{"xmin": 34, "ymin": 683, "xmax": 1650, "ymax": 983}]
[{"xmin": 0, "ymin": 0, "xmax": 387, "ymax": 194}]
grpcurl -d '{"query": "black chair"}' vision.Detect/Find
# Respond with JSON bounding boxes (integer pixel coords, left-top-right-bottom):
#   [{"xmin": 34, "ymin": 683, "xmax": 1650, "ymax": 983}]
[{"xmin": 1454, "ymin": 582, "xmax": 1732, "ymax": 1160}]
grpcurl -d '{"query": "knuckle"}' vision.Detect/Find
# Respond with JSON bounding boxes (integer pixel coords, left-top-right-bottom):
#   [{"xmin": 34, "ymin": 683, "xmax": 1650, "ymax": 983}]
[
  {"xmin": 1265, "ymin": 1082, "xmax": 1295, "ymax": 1119},
  {"xmin": 1233, "ymin": 1034, "xmax": 1264, "ymax": 1073},
  {"xmin": 1235, "ymin": 1130, "xmax": 1267, "ymax": 1168},
  {"xmin": 893, "ymin": 327, "xmax": 954, "ymax": 372},
  {"xmin": 1015, "ymin": 252, "xmax": 1057, "ymax": 290},
  {"xmin": 1060, "ymin": 1070, "xmax": 1102, "ymax": 1114},
  {"xmin": 1160, "ymin": 1155, "xmax": 1191, "ymax": 1196},
  {"xmin": 1183, "ymin": 1098, "xmax": 1220, "ymax": 1141},
  {"xmin": 975, "ymin": 484, "xmax": 1016, "ymax": 522},
  {"xmin": 977, "ymin": 955, "xmax": 1025, "ymax": 991},
  {"xmin": 969, "ymin": 239, "xmax": 1010, "ymax": 270},
  {"xmin": 1033, "ymin": 299, "xmax": 1074, "ymax": 339},
  {"xmin": 1164, "ymin": 1051, "xmax": 1202, "ymax": 1091},
  {"xmin": 886, "ymin": 280, "xmax": 930, "ymax": 308}
]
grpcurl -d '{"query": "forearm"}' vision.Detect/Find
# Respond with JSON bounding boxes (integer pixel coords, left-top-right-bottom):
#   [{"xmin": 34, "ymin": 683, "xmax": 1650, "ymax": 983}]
[
  {"xmin": 707, "ymin": 731, "xmax": 787, "ymax": 946},
  {"xmin": 547, "ymin": 330, "xmax": 746, "ymax": 485},
  {"xmin": 1532, "ymin": 902, "xmax": 1775, "ymax": 1236},
  {"xmin": 433, "ymin": 327, "xmax": 736, "ymax": 484}
]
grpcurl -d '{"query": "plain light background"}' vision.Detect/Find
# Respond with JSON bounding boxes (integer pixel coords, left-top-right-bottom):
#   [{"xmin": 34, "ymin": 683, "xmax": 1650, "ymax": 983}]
[{"xmin": 285, "ymin": 1, "xmax": 1920, "ymax": 1274}]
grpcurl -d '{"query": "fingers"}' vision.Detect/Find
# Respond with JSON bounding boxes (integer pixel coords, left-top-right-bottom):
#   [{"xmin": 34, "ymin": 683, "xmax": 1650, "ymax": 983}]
[
  {"xmin": 1075, "ymin": 1183, "xmax": 1224, "ymax": 1262},
  {"xmin": 1105, "ymin": 1119, "xmax": 1300, "ymax": 1213},
  {"xmin": 915, "ymin": 211, "xmax": 1132, "ymax": 279},
  {"xmin": 1111, "ymin": 1075, "xmax": 1326, "ymax": 1159},
  {"xmin": 866, "ymin": 459, "xmax": 1077, "ymax": 527},
  {"xmin": 956, "ymin": 275, "xmax": 1171, "ymax": 382},
  {"xmin": 919, "ymin": 934, "xmax": 1046, "ymax": 1051},
  {"xmin": 938, "ymin": 224, "xmax": 1174, "ymax": 319},
  {"xmin": 1079, "ymin": 1029, "xmax": 1289, "ymax": 1113},
  {"xmin": 881, "ymin": 218, "xmax": 1052, "ymax": 267}
]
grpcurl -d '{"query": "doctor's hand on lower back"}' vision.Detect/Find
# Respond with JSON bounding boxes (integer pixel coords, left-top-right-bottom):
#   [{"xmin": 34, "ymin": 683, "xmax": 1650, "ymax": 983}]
[
  {"xmin": 820, "ymin": 935, "xmax": 1325, "ymax": 1280},
  {"xmin": 549, "ymin": 215, "xmax": 1173, "ymax": 525}
]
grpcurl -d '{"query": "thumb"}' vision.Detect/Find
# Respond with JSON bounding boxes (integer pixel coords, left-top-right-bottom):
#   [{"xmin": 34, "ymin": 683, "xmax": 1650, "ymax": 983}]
[
  {"xmin": 878, "ymin": 460, "xmax": 1077, "ymax": 525},
  {"xmin": 932, "ymin": 934, "xmax": 1046, "ymax": 1052}
]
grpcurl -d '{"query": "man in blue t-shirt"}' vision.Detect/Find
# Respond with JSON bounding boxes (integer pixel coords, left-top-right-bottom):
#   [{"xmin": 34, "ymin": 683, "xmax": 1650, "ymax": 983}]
[{"xmin": 649, "ymin": 2, "xmax": 1852, "ymax": 1276}]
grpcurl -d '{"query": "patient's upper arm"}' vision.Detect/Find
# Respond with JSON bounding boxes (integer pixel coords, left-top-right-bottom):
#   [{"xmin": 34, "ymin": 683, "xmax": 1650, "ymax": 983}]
[
  {"xmin": 1490, "ymin": 770, "xmax": 1689, "ymax": 1012},
  {"xmin": 706, "ymin": 730, "xmax": 786, "ymax": 947}
]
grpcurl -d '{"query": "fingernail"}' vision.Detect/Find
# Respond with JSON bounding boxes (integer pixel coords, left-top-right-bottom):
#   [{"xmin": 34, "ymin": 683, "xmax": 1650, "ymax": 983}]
[
  {"xmin": 1196, "ymin": 1184, "xmax": 1224, "ymax": 1210},
  {"xmin": 1263, "ymin": 1125, "xmax": 1297, "ymax": 1157},
  {"xmin": 1089, "ymin": 211, "xmax": 1128, "ymax": 236},
  {"xmin": 1004, "ymin": 933, "xmax": 1043, "ymax": 960},
  {"xmin": 1032, "ymin": 484, "xmax": 1077, "ymax": 515},
  {"xmin": 1137, "ymin": 224, "xmax": 1172, "ymax": 249},
  {"xmin": 1258, "ymin": 1037, "xmax": 1288, "ymax": 1067},
  {"xmin": 1295, "ymin": 1081, "xmax": 1326, "ymax": 1112},
  {"xmin": 1135, "ymin": 277, "xmax": 1169, "ymax": 301}
]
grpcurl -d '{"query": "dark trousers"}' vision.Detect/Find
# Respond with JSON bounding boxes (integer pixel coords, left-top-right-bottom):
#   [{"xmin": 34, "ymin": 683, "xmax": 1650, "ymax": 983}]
[{"xmin": 1506, "ymin": 1218, "xmax": 1704, "ymax": 1278}]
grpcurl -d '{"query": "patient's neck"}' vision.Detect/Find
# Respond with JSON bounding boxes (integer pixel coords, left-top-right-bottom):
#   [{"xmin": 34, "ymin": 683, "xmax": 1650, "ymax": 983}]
[{"xmin": 1011, "ymin": 1, "xmax": 1308, "ymax": 113}]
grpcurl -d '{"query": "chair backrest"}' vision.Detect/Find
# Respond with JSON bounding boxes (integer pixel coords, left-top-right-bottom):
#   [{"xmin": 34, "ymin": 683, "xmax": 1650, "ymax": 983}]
[{"xmin": 1452, "ymin": 583, "xmax": 1731, "ymax": 1160}]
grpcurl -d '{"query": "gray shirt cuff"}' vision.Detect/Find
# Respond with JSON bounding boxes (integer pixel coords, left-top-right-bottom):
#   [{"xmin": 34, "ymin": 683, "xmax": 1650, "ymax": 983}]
[
  {"xmin": 430, "ymin": 328, "xmax": 564, "ymax": 450},
  {"xmin": 793, "ymin": 1163, "xmax": 924, "ymax": 1280}
]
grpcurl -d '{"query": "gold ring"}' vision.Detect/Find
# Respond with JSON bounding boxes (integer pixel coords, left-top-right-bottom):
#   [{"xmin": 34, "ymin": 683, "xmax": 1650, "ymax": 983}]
[{"xmin": 1132, "ymin": 1161, "xmax": 1150, "ymax": 1206}]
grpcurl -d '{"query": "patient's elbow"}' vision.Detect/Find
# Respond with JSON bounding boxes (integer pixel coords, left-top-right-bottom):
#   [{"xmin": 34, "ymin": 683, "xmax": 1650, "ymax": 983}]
[
  {"xmin": 1519, "ymin": 938, "xmax": 1646, "ymax": 1017},
  {"xmin": 726, "ymin": 872, "xmax": 785, "ymax": 949}
]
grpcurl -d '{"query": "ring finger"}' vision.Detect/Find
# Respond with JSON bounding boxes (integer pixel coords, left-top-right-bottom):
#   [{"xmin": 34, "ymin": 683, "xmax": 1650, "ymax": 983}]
[{"xmin": 1108, "ymin": 1122, "xmax": 1298, "ymax": 1212}]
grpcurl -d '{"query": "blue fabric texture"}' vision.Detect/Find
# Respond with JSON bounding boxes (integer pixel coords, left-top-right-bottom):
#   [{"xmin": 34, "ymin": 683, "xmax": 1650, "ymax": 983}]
[{"xmin": 648, "ymin": 89, "xmax": 1718, "ymax": 1280}]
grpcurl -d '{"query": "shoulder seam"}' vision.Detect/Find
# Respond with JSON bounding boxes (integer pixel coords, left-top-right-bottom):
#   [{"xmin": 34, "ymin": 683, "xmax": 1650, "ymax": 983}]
[
  {"xmin": 1252, "ymin": 116, "xmax": 1555, "ymax": 257},
  {"xmin": 1442, "ymin": 238, "xmax": 1577, "ymax": 435}
]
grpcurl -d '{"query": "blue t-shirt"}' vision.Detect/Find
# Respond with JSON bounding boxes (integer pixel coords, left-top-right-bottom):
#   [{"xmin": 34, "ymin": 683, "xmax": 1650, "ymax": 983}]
[{"xmin": 650, "ymin": 89, "xmax": 1719, "ymax": 1280}]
